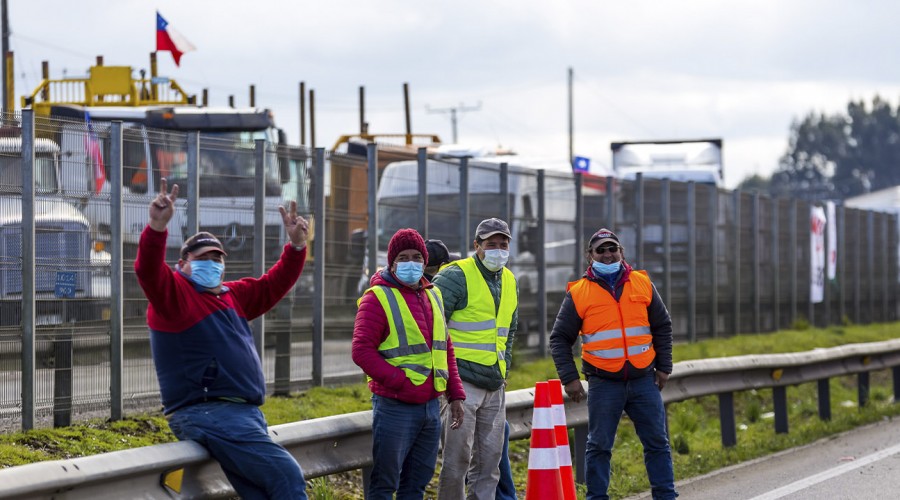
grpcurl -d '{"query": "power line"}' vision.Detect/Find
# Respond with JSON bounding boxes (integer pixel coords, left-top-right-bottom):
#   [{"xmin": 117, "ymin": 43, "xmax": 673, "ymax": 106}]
[{"xmin": 426, "ymin": 101, "xmax": 481, "ymax": 144}]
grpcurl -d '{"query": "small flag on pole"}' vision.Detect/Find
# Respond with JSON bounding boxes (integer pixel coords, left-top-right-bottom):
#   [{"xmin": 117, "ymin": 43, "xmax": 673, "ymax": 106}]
[
  {"xmin": 573, "ymin": 156, "xmax": 590, "ymax": 173},
  {"xmin": 156, "ymin": 12, "xmax": 196, "ymax": 67}
]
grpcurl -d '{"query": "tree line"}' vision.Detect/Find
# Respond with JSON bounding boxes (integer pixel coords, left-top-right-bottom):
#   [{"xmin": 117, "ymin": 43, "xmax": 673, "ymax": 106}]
[{"xmin": 739, "ymin": 96, "xmax": 900, "ymax": 201}]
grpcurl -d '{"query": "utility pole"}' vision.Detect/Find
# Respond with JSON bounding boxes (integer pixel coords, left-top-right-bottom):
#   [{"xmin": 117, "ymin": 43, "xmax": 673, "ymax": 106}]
[{"xmin": 426, "ymin": 101, "xmax": 481, "ymax": 144}]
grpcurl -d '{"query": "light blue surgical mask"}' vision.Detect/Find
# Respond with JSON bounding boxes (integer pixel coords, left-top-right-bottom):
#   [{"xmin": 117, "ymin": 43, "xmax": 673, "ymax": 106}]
[
  {"xmin": 592, "ymin": 260, "xmax": 621, "ymax": 276},
  {"xmin": 395, "ymin": 261, "xmax": 424, "ymax": 285},
  {"xmin": 190, "ymin": 260, "xmax": 225, "ymax": 289},
  {"xmin": 482, "ymin": 249, "xmax": 509, "ymax": 271}
]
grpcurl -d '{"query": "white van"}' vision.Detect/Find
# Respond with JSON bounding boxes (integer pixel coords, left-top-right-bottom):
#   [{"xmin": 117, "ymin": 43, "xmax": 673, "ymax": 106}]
[{"xmin": 373, "ymin": 154, "xmax": 604, "ymax": 295}]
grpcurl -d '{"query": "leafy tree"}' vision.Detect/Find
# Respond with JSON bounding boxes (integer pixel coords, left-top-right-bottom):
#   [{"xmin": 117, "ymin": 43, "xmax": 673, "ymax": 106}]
[
  {"xmin": 736, "ymin": 173, "xmax": 770, "ymax": 193},
  {"xmin": 773, "ymin": 96, "xmax": 900, "ymax": 201}
]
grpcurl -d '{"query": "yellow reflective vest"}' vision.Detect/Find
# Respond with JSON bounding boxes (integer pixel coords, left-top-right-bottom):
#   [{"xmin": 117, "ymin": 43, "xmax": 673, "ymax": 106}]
[
  {"xmin": 446, "ymin": 257, "xmax": 516, "ymax": 378},
  {"xmin": 359, "ymin": 285, "xmax": 449, "ymax": 391}
]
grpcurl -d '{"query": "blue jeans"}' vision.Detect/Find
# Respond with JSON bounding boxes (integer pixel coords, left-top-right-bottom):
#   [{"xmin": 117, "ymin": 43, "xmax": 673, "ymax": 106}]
[
  {"xmin": 167, "ymin": 401, "xmax": 307, "ymax": 500},
  {"xmin": 496, "ymin": 420, "xmax": 518, "ymax": 499},
  {"xmin": 585, "ymin": 375, "xmax": 676, "ymax": 500},
  {"xmin": 370, "ymin": 395, "xmax": 441, "ymax": 500}
]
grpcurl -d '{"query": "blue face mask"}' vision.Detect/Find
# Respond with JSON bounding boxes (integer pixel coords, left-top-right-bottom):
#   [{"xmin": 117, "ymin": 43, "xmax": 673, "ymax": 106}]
[
  {"xmin": 395, "ymin": 261, "xmax": 424, "ymax": 285},
  {"xmin": 592, "ymin": 260, "xmax": 621, "ymax": 276},
  {"xmin": 190, "ymin": 260, "xmax": 225, "ymax": 288}
]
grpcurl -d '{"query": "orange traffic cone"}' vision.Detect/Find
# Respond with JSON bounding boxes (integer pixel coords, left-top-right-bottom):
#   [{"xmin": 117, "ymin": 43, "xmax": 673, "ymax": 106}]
[
  {"xmin": 549, "ymin": 379, "xmax": 578, "ymax": 500},
  {"xmin": 525, "ymin": 381, "xmax": 565, "ymax": 500}
]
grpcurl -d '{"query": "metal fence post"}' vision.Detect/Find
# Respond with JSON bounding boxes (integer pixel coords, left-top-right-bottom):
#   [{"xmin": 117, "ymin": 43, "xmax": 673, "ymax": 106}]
[
  {"xmin": 733, "ymin": 189, "xmax": 741, "ymax": 335},
  {"xmin": 605, "ymin": 176, "xmax": 616, "ymax": 227},
  {"xmin": 837, "ymin": 205, "xmax": 846, "ymax": 323},
  {"xmin": 185, "ymin": 132, "xmax": 200, "ymax": 235},
  {"xmin": 790, "ymin": 200, "xmax": 798, "ymax": 326},
  {"xmin": 859, "ymin": 371, "xmax": 870, "ymax": 407},
  {"xmin": 312, "ymin": 148, "xmax": 326, "ymax": 386},
  {"xmin": 773, "ymin": 386, "xmax": 788, "ymax": 434},
  {"xmin": 868, "ymin": 211, "xmax": 875, "ymax": 323},
  {"xmin": 661, "ymin": 179, "xmax": 671, "ymax": 305},
  {"xmin": 537, "ymin": 170, "xmax": 547, "ymax": 356},
  {"xmin": 367, "ymin": 144, "xmax": 378, "ymax": 279},
  {"xmin": 635, "ymin": 173, "xmax": 644, "ymax": 268},
  {"xmin": 574, "ymin": 424, "xmax": 588, "ymax": 484},
  {"xmin": 574, "ymin": 172, "xmax": 583, "ymax": 281},
  {"xmin": 882, "ymin": 214, "xmax": 889, "ymax": 321},
  {"xmin": 718, "ymin": 392, "xmax": 736, "ymax": 447},
  {"xmin": 710, "ymin": 185, "xmax": 718, "ymax": 338},
  {"xmin": 854, "ymin": 209, "xmax": 862, "ymax": 323},
  {"xmin": 417, "ymin": 147, "xmax": 427, "ymax": 237},
  {"xmin": 22, "ymin": 109, "xmax": 36, "ymax": 431},
  {"xmin": 807, "ymin": 203, "xmax": 815, "ymax": 328},
  {"xmin": 252, "ymin": 140, "xmax": 266, "ymax": 362},
  {"xmin": 109, "ymin": 121, "xmax": 124, "ymax": 421},
  {"xmin": 500, "ymin": 162, "xmax": 509, "ymax": 224},
  {"xmin": 752, "ymin": 192, "xmax": 760, "ymax": 333},
  {"xmin": 817, "ymin": 378, "xmax": 831, "ymax": 421},
  {"xmin": 772, "ymin": 198, "xmax": 780, "ymax": 330},
  {"xmin": 459, "ymin": 158, "xmax": 469, "ymax": 258},
  {"xmin": 687, "ymin": 182, "xmax": 696, "ymax": 343}
]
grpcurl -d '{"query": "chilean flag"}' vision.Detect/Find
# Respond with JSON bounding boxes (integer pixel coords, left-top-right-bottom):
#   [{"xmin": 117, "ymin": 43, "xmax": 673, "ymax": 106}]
[{"xmin": 156, "ymin": 12, "xmax": 195, "ymax": 67}]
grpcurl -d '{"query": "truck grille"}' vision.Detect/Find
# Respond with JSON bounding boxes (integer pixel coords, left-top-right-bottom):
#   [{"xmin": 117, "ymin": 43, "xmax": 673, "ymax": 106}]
[{"xmin": 1, "ymin": 222, "xmax": 90, "ymax": 295}]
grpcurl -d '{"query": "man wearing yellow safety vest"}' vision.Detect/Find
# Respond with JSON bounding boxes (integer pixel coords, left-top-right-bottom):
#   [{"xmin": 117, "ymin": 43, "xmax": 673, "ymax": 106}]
[
  {"xmin": 352, "ymin": 228, "xmax": 466, "ymax": 499},
  {"xmin": 550, "ymin": 228, "xmax": 676, "ymax": 500},
  {"xmin": 434, "ymin": 218, "xmax": 519, "ymax": 499}
]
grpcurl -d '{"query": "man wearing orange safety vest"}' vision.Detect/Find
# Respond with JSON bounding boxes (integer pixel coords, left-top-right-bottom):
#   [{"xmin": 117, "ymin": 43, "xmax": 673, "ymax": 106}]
[{"xmin": 550, "ymin": 228, "xmax": 676, "ymax": 500}]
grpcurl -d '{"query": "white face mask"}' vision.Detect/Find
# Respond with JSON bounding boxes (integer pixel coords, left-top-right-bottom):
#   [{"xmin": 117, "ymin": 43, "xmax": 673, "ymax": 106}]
[{"xmin": 481, "ymin": 249, "xmax": 509, "ymax": 271}]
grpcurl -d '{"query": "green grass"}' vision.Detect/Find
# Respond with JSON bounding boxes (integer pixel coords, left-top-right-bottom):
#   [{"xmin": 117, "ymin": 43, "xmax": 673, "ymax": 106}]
[{"xmin": 1, "ymin": 322, "xmax": 899, "ymax": 500}]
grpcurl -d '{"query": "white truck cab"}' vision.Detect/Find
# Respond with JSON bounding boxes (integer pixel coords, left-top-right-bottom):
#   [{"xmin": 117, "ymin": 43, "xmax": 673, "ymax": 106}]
[{"xmin": 0, "ymin": 137, "xmax": 111, "ymax": 327}]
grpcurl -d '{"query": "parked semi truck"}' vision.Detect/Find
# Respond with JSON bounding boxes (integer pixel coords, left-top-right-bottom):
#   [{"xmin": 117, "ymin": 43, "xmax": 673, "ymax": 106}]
[
  {"xmin": 21, "ymin": 63, "xmax": 300, "ymax": 280},
  {"xmin": 611, "ymin": 138, "xmax": 724, "ymax": 187},
  {"xmin": 0, "ymin": 137, "xmax": 110, "ymax": 328}
]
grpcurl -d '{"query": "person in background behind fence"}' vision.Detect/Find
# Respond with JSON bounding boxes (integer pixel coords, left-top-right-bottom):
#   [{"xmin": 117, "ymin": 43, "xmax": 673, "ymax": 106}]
[
  {"xmin": 135, "ymin": 179, "xmax": 310, "ymax": 500},
  {"xmin": 352, "ymin": 228, "xmax": 466, "ymax": 499},
  {"xmin": 425, "ymin": 238, "xmax": 454, "ymax": 282},
  {"xmin": 550, "ymin": 228, "xmax": 676, "ymax": 500},
  {"xmin": 434, "ymin": 218, "xmax": 519, "ymax": 499}
]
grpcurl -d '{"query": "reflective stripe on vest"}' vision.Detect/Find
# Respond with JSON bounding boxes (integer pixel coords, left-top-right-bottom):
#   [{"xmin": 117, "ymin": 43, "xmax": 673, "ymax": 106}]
[
  {"xmin": 567, "ymin": 270, "xmax": 656, "ymax": 372},
  {"xmin": 446, "ymin": 257, "xmax": 516, "ymax": 377},
  {"xmin": 359, "ymin": 285, "xmax": 449, "ymax": 390}
]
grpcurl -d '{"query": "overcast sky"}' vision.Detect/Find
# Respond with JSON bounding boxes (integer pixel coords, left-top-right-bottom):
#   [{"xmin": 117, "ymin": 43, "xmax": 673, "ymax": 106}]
[{"xmin": 9, "ymin": 1, "xmax": 900, "ymax": 187}]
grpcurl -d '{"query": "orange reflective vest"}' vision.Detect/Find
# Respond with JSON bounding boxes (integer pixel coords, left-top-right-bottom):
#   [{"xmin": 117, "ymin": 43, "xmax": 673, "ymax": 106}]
[{"xmin": 567, "ymin": 270, "xmax": 656, "ymax": 373}]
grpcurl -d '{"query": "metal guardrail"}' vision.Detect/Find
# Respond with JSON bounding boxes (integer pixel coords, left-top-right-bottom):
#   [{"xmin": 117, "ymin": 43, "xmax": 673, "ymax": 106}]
[{"xmin": 2, "ymin": 339, "xmax": 900, "ymax": 499}]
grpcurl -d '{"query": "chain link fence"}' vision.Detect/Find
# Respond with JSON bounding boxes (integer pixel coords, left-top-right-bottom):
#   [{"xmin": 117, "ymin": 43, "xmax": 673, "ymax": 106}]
[{"xmin": 1, "ymin": 111, "xmax": 896, "ymax": 430}]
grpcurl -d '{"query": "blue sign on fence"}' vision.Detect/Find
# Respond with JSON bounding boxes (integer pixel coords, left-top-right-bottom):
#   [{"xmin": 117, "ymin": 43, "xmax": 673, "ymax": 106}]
[{"xmin": 55, "ymin": 271, "xmax": 76, "ymax": 298}]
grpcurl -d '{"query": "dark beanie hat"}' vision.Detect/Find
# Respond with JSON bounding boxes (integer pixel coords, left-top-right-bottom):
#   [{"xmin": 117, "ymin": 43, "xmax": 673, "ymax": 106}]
[{"xmin": 387, "ymin": 228, "xmax": 428, "ymax": 265}]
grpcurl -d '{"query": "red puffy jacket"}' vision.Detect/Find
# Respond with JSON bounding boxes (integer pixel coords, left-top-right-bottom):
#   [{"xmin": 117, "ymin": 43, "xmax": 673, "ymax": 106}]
[{"xmin": 352, "ymin": 269, "xmax": 466, "ymax": 404}]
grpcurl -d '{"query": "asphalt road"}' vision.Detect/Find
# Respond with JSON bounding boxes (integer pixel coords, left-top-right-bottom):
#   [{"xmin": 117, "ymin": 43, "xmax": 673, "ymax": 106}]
[{"xmin": 626, "ymin": 417, "xmax": 900, "ymax": 500}]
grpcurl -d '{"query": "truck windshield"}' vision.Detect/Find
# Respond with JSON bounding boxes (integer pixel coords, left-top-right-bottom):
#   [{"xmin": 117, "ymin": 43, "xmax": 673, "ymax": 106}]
[{"xmin": 0, "ymin": 155, "xmax": 58, "ymax": 194}]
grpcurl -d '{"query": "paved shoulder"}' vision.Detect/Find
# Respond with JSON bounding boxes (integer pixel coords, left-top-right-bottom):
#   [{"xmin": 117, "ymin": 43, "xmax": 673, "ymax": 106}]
[{"xmin": 625, "ymin": 417, "xmax": 900, "ymax": 500}]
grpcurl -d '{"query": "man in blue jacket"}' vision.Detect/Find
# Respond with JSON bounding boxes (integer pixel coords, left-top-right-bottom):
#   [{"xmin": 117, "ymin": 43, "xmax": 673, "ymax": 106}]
[{"xmin": 135, "ymin": 179, "xmax": 310, "ymax": 499}]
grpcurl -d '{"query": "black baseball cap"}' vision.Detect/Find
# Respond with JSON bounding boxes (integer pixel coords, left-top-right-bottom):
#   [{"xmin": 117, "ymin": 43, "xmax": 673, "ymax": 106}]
[
  {"xmin": 425, "ymin": 239, "xmax": 451, "ymax": 268},
  {"xmin": 181, "ymin": 231, "xmax": 227, "ymax": 258}
]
